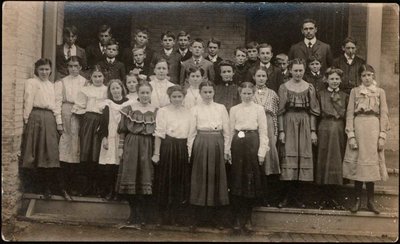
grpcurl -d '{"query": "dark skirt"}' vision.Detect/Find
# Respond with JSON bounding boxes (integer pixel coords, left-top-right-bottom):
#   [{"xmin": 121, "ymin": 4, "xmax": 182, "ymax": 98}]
[
  {"xmin": 79, "ymin": 112, "xmax": 102, "ymax": 163},
  {"xmin": 230, "ymin": 131, "xmax": 263, "ymax": 199},
  {"xmin": 154, "ymin": 135, "xmax": 191, "ymax": 208},
  {"xmin": 316, "ymin": 118, "xmax": 345, "ymax": 185},
  {"xmin": 190, "ymin": 131, "xmax": 229, "ymax": 206},
  {"xmin": 116, "ymin": 133, "xmax": 153, "ymax": 195},
  {"xmin": 21, "ymin": 108, "xmax": 60, "ymax": 168}
]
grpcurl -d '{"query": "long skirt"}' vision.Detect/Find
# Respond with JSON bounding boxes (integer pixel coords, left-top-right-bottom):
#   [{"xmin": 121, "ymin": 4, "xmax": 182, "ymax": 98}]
[
  {"xmin": 21, "ymin": 108, "xmax": 60, "ymax": 168},
  {"xmin": 116, "ymin": 133, "xmax": 153, "ymax": 195},
  {"xmin": 190, "ymin": 131, "xmax": 229, "ymax": 206},
  {"xmin": 79, "ymin": 112, "xmax": 101, "ymax": 163},
  {"xmin": 280, "ymin": 110, "xmax": 313, "ymax": 181},
  {"xmin": 154, "ymin": 135, "xmax": 191, "ymax": 209},
  {"xmin": 59, "ymin": 103, "xmax": 80, "ymax": 163},
  {"xmin": 230, "ymin": 130, "xmax": 263, "ymax": 199},
  {"xmin": 264, "ymin": 113, "xmax": 280, "ymax": 175},
  {"xmin": 316, "ymin": 118, "xmax": 346, "ymax": 185},
  {"xmin": 343, "ymin": 115, "xmax": 389, "ymax": 182}
]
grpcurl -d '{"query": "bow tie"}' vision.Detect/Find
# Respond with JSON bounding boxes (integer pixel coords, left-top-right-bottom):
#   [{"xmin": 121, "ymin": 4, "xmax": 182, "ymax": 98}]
[
  {"xmin": 136, "ymin": 64, "xmax": 144, "ymax": 68},
  {"xmin": 327, "ymin": 87, "xmax": 339, "ymax": 93}
]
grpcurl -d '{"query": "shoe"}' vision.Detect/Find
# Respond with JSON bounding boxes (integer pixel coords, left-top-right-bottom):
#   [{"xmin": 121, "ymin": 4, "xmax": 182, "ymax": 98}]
[
  {"xmin": 233, "ymin": 218, "xmax": 241, "ymax": 231},
  {"xmin": 43, "ymin": 188, "xmax": 52, "ymax": 200},
  {"xmin": 62, "ymin": 190, "xmax": 73, "ymax": 201},
  {"xmin": 104, "ymin": 191, "xmax": 114, "ymax": 201},
  {"xmin": 350, "ymin": 197, "xmax": 361, "ymax": 213},
  {"xmin": 278, "ymin": 197, "xmax": 289, "ymax": 208},
  {"xmin": 243, "ymin": 219, "xmax": 253, "ymax": 233},
  {"xmin": 367, "ymin": 201, "xmax": 380, "ymax": 214},
  {"xmin": 293, "ymin": 198, "xmax": 306, "ymax": 208}
]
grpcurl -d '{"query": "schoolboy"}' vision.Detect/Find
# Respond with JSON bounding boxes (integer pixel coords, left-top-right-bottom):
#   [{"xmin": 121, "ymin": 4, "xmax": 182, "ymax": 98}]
[
  {"xmin": 232, "ymin": 46, "xmax": 250, "ymax": 85},
  {"xmin": 176, "ymin": 31, "xmax": 192, "ymax": 62},
  {"xmin": 205, "ymin": 37, "xmax": 224, "ymax": 85},
  {"xmin": 86, "ymin": 24, "xmax": 112, "ymax": 69},
  {"xmin": 122, "ymin": 27, "xmax": 154, "ymax": 71},
  {"xmin": 98, "ymin": 38, "xmax": 126, "ymax": 85},
  {"xmin": 332, "ymin": 37, "xmax": 366, "ymax": 94},
  {"xmin": 246, "ymin": 41, "xmax": 260, "ymax": 67},
  {"xmin": 304, "ymin": 55, "xmax": 326, "ymax": 92},
  {"xmin": 180, "ymin": 38, "xmax": 215, "ymax": 86},
  {"xmin": 126, "ymin": 47, "xmax": 151, "ymax": 78},
  {"xmin": 275, "ymin": 53, "xmax": 290, "ymax": 83}
]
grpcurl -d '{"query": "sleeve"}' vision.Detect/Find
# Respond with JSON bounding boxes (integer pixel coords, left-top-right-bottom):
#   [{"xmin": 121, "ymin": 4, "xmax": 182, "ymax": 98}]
[
  {"xmin": 257, "ymin": 105, "xmax": 269, "ymax": 157},
  {"xmin": 272, "ymin": 92, "xmax": 279, "ymax": 136},
  {"xmin": 187, "ymin": 107, "xmax": 198, "ymax": 157},
  {"xmin": 208, "ymin": 63, "xmax": 215, "ymax": 83},
  {"xmin": 117, "ymin": 106, "xmax": 129, "ymax": 134},
  {"xmin": 326, "ymin": 45, "xmax": 333, "ymax": 68},
  {"xmin": 98, "ymin": 105, "xmax": 110, "ymax": 139},
  {"xmin": 277, "ymin": 84, "xmax": 287, "ymax": 116},
  {"xmin": 288, "ymin": 45, "xmax": 295, "ymax": 61},
  {"xmin": 71, "ymin": 89, "xmax": 87, "ymax": 114},
  {"xmin": 245, "ymin": 68, "xmax": 254, "ymax": 83},
  {"xmin": 221, "ymin": 105, "xmax": 231, "ymax": 155},
  {"xmin": 378, "ymin": 89, "xmax": 390, "ymax": 139},
  {"xmin": 345, "ymin": 88, "xmax": 356, "ymax": 138},
  {"xmin": 309, "ymin": 84, "xmax": 320, "ymax": 117},
  {"xmin": 120, "ymin": 63, "xmax": 126, "ymax": 82},
  {"xmin": 154, "ymin": 108, "xmax": 167, "ymax": 139},
  {"xmin": 273, "ymin": 70, "xmax": 284, "ymax": 93},
  {"xmin": 81, "ymin": 49, "xmax": 88, "ymax": 71},
  {"xmin": 23, "ymin": 79, "xmax": 35, "ymax": 123},
  {"xmin": 54, "ymin": 80, "xmax": 63, "ymax": 125},
  {"xmin": 228, "ymin": 106, "xmax": 237, "ymax": 154},
  {"xmin": 180, "ymin": 62, "xmax": 186, "ymax": 86}
]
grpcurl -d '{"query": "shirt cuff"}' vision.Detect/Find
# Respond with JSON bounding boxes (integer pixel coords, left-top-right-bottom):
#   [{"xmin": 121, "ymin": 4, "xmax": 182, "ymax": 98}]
[
  {"xmin": 56, "ymin": 115, "xmax": 62, "ymax": 125},
  {"xmin": 347, "ymin": 131, "xmax": 355, "ymax": 138},
  {"xmin": 379, "ymin": 132, "xmax": 387, "ymax": 140}
]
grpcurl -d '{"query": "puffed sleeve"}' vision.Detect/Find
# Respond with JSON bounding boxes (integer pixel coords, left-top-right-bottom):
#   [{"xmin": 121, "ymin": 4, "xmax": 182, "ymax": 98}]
[
  {"xmin": 154, "ymin": 107, "xmax": 167, "ymax": 139},
  {"xmin": 72, "ymin": 88, "xmax": 87, "ymax": 114},
  {"xmin": 272, "ymin": 91, "xmax": 279, "ymax": 136},
  {"xmin": 54, "ymin": 80, "xmax": 63, "ymax": 123},
  {"xmin": 308, "ymin": 84, "xmax": 320, "ymax": 117},
  {"xmin": 345, "ymin": 88, "xmax": 356, "ymax": 138},
  {"xmin": 228, "ymin": 106, "xmax": 237, "ymax": 153},
  {"xmin": 378, "ymin": 88, "xmax": 390, "ymax": 139},
  {"xmin": 221, "ymin": 104, "xmax": 230, "ymax": 155},
  {"xmin": 257, "ymin": 105, "xmax": 269, "ymax": 157},
  {"xmin": 98, "ymin": 105, "xmax": 110, "ymax": 140},
  {"xmin": 118, "ymin": 106, "xmax": 130, "ymax": 134},
  {"xmin": 277, "ymin": 84, "xmax": 287, "ymax": 116},
  {"xmin": 187, "ymin": 107, "xmax": 198, "ymax": 157},
  {"xmin": 23, "ymin": 79, "xmax": 35, "ymax": 124}
]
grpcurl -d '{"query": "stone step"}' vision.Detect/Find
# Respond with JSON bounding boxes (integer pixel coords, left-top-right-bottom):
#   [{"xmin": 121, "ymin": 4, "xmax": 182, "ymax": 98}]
[{"xmin": 19, "ymin": 194, "xmax": 398, "ymax": 238}]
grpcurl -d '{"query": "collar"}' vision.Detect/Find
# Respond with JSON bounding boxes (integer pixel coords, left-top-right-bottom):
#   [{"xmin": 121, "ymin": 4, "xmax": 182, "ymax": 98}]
[
  {"xmin": 256, "ymin": 84, "xmax": 267, "ymax": 90},
  {"xmin": 282, "ymin": 69, "xmax": 288, "ymax": 75},
  {"xmin": 312, "ymin": 71, "xmax": 320, "ymax": 76},
  {"xmin": 193, "ymin": 56, "xmax": 203, "ymax": 63},
  {"xmin": 107, "ymin": 57, "xmax": 115, "ymax": 63},
  {"xmin": 99, "ymin": 43, "xmax": 106, "ymax": 50},
  {"xmin": 304, "ymin": 37, "xmax": 317, "ymax": 47},
  {"xmin": 344, "ymin": 53, "xmax": 355, "ymax": 60},
  {"xmin": 327, "ymin": 87, "xmax": 339, "ymax": 92},
  {"xmin": 179, "ymin": 48, "xmax": 188, "ymax": 55},
  {"xmin": 64, "ymin": 43, "xmax": 76, "ymax": 49},
  {"xmin": 222, "ymin": 80, "xmax": 233, "ymax": 86},
  {"xmin": 260, "ymin": 62, "xmax": 270, "ymax": 69},
  {"xmin": 135, "ymin": 62, "xmax": 144, "ymax": 67},
  {"xmin": 134, "ymin": 45, "xmax": 146, "ymax": 51},
  {"xmin": 164, "ymin": 48, "xmax": 173, "ymax": 56},
  {"xmin": 360, "ymin": 83, "xmax": 377, "ymax": 94},
  {"xmin": 208, "ymin": 55, "xmax": 218, "ymax": 63}
]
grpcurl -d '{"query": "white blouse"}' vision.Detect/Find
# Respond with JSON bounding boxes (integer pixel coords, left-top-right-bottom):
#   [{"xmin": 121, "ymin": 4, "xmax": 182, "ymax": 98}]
[
  {"xmin": 55, "ymin": 75, "xmax": 87, "ymax": 115},
  {"xmin": 149, "ymin": 79, "xmax": 175, "ymax": 108},
  {"xmin": 229, "ymin": 102, "xmax": 269, "ymax": 157},
  {"xmin": 127, "ymin": 92, "xmax": 138, "ymax": 102},
  {"xmin": 187, "ymin": 100, "xmax": 230, "ymax": 157},
  {"xmin": 154, "ymin": 105, "xmax": 191, "ymax": 139},
  {"xmin": 183, "ymin": 87, "xmax": 201, "ymax": 109},
  {"xmin": 72, "ymin": 84, "xmax": 107, "ymax": 114},
  {"xmin": 23, "ymin": 77, "xmax": 61, "ymax": 124}
]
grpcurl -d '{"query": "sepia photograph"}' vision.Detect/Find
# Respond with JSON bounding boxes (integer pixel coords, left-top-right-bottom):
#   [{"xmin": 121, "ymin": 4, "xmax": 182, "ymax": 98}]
[{"xmin": 2, "ymin": 1, "xmax": 399, "ymax": 242}]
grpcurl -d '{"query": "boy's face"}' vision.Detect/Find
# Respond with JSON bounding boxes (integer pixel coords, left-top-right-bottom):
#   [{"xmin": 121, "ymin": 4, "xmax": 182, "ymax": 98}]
[
  {"xmin": 342, "ymin": 42, "xmax": 357, "ymax": 57},
  {"xmin": 178, "ymin": 36, "xmax": 190, "ymax": 50},
  {"xmin": 135, "ymin": 32, "xmax": 149, "ymax": 47},
  {"xmin": 247, "ymin": 48, "xmax": 258, "ymax": 60},
  {"xmin": 67, "ymin": 60, "xmax": 82, "ymax": 77},
  {"xmin": 133, "ymin": 49, "xmax": 146, "ymax": 64},
  {"xmin": 64, "ymin": 33, "xmax": 77, "ymax": 47},
  {"xmin": 190, "ymin": 41, "xmax": 204, "ymax": 57},
  {"xmin": 235, "ymin": 50, "xmax": 247, "ymax": 65},
  {"xmin": 208, "ymin": 42, "xmax": 219, "ymax": 57},
  {"xmin": 308, "ymin": 60, "xmax": 321, "ymax": 73},
  {"xmin": 99, "ymin": 30, "xmax": 112, "ymax": 46},
  {"xmin": 106, "ymin": 44, "xmax": 118, "ymax": 58},
  {"xmin": 277, "ymin": 58, "xmax": 288, "ymax": 72},
  {"xmin": 258, "ymin": 47, "xmax": 273, "ymax": 64},
  {"xmin": 302, "ymin": 22, "xmax": 317, "ymax": 40},
  {"xmin": 220, "ymin": 66, "xmax": 234, "ymax": 82},
  {"xmin": 161, "ymin": 35, "xmax": 176, "ymax": 50}
]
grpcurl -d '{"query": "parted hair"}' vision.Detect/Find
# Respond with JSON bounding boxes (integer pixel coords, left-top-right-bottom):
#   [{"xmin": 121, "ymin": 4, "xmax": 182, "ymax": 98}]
[
  {"xmin": 238, "ymin": 81, "xmax": 256, "ymax": 93},
  {"xmin": 107, "ymin": 79, "xmax": 127, "ymax": 100},
  {"xmin": 167, "ymin": 85, "xmax": 187, "ymax": 97},
  {"xmin": 288, "ymin": 58, "xmax": 306, "ymax": 70},
  {"xmin": 324, "ymin": 67, "xmax": 344, "ymax": 79},
  {"xmin": 199, "ymin": 80, "xmax": 215, "ymax": 92},
  {"xmin": 34, "ymin": 58, "xmax": 52, "ymax": 76}
]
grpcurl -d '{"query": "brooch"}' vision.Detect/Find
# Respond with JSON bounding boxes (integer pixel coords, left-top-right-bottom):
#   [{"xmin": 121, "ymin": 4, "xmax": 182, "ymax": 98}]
[{"xmin": 238, "ymin": 131, "xmax": 245, "ymax": 138}]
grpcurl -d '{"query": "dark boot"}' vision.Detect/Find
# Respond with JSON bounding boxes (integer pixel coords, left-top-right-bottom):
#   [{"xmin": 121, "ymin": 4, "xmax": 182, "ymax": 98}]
[
  {"xmin": 350, "ymin": 181, "xmax": 362, "ymax": 213},
  {"xmin": 366, "ymin": 182, "xmax": 380, "ymax": 214},
  {"xmin": 233, "ymin": 216, "xmax": 241, "ymax": 231},
  {"xmin": 278, "ymin": 193, "xmax": 289, "ymax": 208},
  {"xmin": 243, "ymin": 207, "xmax": 253, "ymax": 233}
]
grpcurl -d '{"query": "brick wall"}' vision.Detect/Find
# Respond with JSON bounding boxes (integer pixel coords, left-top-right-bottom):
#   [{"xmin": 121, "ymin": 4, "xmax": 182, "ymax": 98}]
[
  {"xmin": 348, "ymin": 3, "xmax": 367, "ymax": 60},
  {"xmin": 130, "ymin": 6, "xmax": 246, "ymax": 61},
  {"xmin": 2, "ymin": 1, "xmax": 44, "ymax": 222}
]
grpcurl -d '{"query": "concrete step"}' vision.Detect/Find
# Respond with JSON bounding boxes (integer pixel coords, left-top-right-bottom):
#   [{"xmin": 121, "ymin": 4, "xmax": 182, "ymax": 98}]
[
  {"xmin": 375, "ymin": 168, "xmax": 399, "ymax": 188},
  {"xmin": 19, "ymin": 194, "xmax": 398, "ymax": 238}
]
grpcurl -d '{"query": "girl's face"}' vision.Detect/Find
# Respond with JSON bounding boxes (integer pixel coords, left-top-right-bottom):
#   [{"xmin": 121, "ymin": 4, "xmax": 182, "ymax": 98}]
[
  {"xmin": 200, "ymin": 86, "xmax": 214, "ymax": 103},
  {"xmin": 110, "ymin": 82, "xmax": 123, "ymax": 100},
  {"xmin": 154, "ymin": 61, "xmax": 168, "ymax": 80},
  {"xmin": 253, "ymin": 69, "xmax": 267, "ymax": 86},
  {"xmin": 308, "ymin": 60, "xmax": 321, "ymax": 73},
  {"xmin": 235, "ymin": 50, "xmax": 247, "ymax": 65},
  {"xmin": 91, "ymin": 71, "xmax": 104, "ymax": 86},
  {"xmin": 188, "ymin": 70, "xmax": 203, "ymax": 88},
  {"xmin": 360, "ymin": 70, "xmax": 374, "ymax": 87},
  {"xmin": 240, "ymin": 87, "xmax": 254, "ymax": 103},
  {"xmin": 170, "ymin": 91, "xmax": 184, "ymax": 106},
  {"xmin": 37, "ymin": 64, "xmax": 51, "ymax": 81},
  {"xmin": 290, "ymin": 64, "xmax": 305, "ymax": 82},
  {"xmin": 327, "ymin": 73, "xmax": 341, "ymax": 90},
  {"xmin": 220, "ymin": 66, "xmax": 234, "ymax": 82},
  {"xmin": 138, "ymin": 85, "xmax": 152, "ymax": 104},
  {"xmin": 67, "ymin": 60, "xmax": 81, "ymax": 77},
  {"xmin": 126, "ymin": 77, "xmax": 138, "ymax": 93}
]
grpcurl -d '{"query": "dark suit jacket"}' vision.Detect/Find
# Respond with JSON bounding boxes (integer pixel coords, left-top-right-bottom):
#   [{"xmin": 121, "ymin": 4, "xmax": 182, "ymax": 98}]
[
  {"xmin": 333, "ymin": 55, "xmax": 365, "ymax": 94},
  {"xmin": 126, "ymin": 62, "xmax": 151, "ymax": 77},
  {"xmin": 205, "ymin": 56, "xmax": 224, "ymax": 85},
  {"xmin": 245, "ymin": 61, "xmax": 283, "ymax": 93},
  {"xmin": 233, "ymin": 62, "xmax": 251, "ymax": 85},
  {"xmin": 180, "ymin": 57, "xmax": 215, "ymax": 86},
  {"xmin": 86, "ymin": 43, "xmax": 106, "ymax": 70},
  {"xmin": 303, "ymin": 71, "xmax": 326, "ymax": 93},
  {"xmin": 121, "ymin": 46, "xmax": 154, "ymax": 72},
  {"xmin": 288, "ymin": 39, "xmax": 333, "ymax": 73},
  {"xmin": 98, "ymin": 58, "xmax": 126, "ymax": 85},
  {"xmin": 150, "ymin": 49, "xmax": 182, "ymax": 84},
  {"xmin": 55, "ymin": 44, "xmax": 87, "ymax": 80},
  {"xmin": 177, "ymin": 49, "xmax": 192, "ymax": 62}
]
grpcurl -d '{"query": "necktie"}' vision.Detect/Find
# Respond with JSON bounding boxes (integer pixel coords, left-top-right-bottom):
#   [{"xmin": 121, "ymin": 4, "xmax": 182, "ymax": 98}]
[
  {"xmin": 195, "ymin": 59, "xmax": 199, "ymax": 65},
  {"xmin": 67, "ymin": 47, "xmax": 71, "ymax": 59},
  {"xmin": 102, "ymin": 46, "xmax": 106, "ymax": 54},
  {"xmin": 308, "ymin": 42, "xmax": 312, "ymax": 49}
]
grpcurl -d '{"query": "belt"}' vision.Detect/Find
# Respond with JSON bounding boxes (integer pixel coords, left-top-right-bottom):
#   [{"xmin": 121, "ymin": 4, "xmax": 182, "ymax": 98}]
[
  {"xmin": 235, "ymin": 130, "xmax": 257, "ymax": 133},
  {"xmin": 33, "ymin": 107, "xmax": 52, "ymax": 112},
  {"xmin": 197, "ymin": 130, "xmax": 222, "ymax": 134}
]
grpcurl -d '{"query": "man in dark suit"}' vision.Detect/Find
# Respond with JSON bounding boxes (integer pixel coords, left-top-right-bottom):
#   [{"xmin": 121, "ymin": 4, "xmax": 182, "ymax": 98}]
[
  {"xmin": 205, "ymin": 38, "xmax": 224, "ymax": 85},
  {"xmin": 288, "ymin": 18, "xmax": 333, "ymax": 74},
  {"xmin": 55, "ymin": 26, "xmax": 87, "ymax": 80},
  {"xmin": 177, "ymin": 31, "xmax": 192, "ymax": 62},
  {"xmin": 180, "ymin": 38, "xmax": 215, "ymax": 86},
  {"xmin": 97, "ymin": 38, "xmax": 126, "ymax": 85},
  {"xmin": 85, "ymin": 24, "xmax": 112, "ymax": 70}
]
